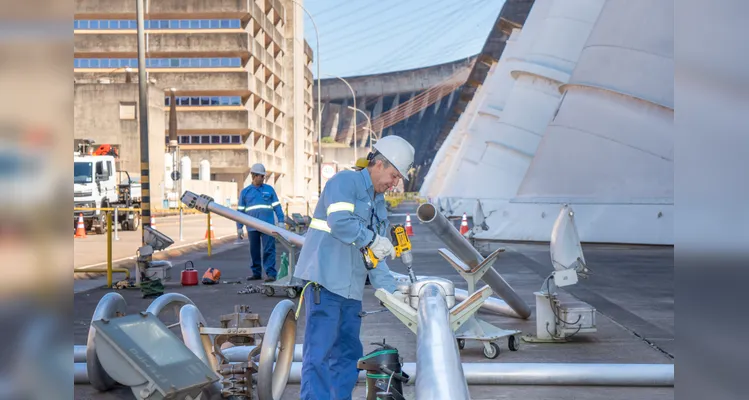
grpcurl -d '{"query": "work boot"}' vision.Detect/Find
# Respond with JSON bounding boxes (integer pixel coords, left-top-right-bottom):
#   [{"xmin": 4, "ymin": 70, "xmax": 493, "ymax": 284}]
[
  {"xmin": 247, "ymin": 275, "xmax": 262, "ymax": 281},
  {"xmin": 264, "ymin": 276, "xmax": 276, "ymax": 283}
]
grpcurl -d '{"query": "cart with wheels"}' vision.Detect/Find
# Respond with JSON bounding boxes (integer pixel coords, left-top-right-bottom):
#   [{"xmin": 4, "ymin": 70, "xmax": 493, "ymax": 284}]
[
  {"xmin": 454, "ymin": 318, "xmax": 522, "ymax": 359},
  {"xmin": 262, "ymin": 232, "xmax": 305, "ymax": 298}
]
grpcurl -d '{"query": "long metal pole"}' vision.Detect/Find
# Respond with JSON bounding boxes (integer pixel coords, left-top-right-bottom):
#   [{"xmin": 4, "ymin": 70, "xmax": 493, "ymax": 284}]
[
  {"xmin": 416, "ymin": 283, "xmax": 471, "ymax": 400},
  {"xmin": 74, "ymin": 361, "xmax": 674, "ymax": 387},
  {"xmin": 324, "ymin": 74, "xmax": 357, "ymax": 160},
  {"xmin": 416, "ymin": 202, "xmax": 532, "ymax": 319},
  {"xmin": 349, "ymin": 107, "xmax": 372, "ymax": 148},
  {"xmin": 181, "ymin": 191, "xmax": 304, "ymax": 248},
  {"xmin": 136, "ymin": 0, "xmax": 151, "ymax": 245}
]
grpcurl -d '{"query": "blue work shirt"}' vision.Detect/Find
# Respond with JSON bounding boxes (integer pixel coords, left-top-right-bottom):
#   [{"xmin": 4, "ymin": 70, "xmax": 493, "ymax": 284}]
[
  {"xmin": 293, "ymin": 168, "xmax": 397, "ymax": 301},
  {"xmin": 236, "ymin": 183, "xmax": 284, "ymax": 232}
]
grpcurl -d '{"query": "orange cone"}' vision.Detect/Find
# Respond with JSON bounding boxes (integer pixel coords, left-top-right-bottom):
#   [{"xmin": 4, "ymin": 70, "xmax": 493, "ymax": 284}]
[
  {"xmin": 74, "ymin": 213, "xmax": 87, "ymax": 238},
  {"xmin": 205, "ymin": 217, "xmax": 215, "ymax": 239},
  {"xmin": 459, "ymin": 213, "xmax": 469, "ymax": 235},
  {"xmin": 405, "ymin": 214, "xmax": 414, "ymax": 236}
]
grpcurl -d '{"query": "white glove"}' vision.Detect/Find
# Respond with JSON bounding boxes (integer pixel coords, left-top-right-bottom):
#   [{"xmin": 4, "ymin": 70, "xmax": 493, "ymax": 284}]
[
  {"xmin": 237, "ymin": 228, "xmax": 244, "ymax": 239},
  {"xmin": 370, "ymin": 234, "xmax": 396, "ymax": 260}
]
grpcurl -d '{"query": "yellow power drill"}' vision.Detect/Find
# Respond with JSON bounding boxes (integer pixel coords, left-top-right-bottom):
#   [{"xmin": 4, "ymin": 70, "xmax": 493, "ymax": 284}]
[{"xmin": 362, "ymin": 224, "xmax": 417, "ymax": 283}]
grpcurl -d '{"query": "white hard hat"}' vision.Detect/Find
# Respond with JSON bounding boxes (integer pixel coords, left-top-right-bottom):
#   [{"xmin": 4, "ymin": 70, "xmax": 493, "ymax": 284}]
[
  {"xmin": 372, "ymin": 135, "xmax": 415, "ymax": 180},
  {"xmin": 250, "ymin": 163, "xmax": 266, "ymax": 175}
]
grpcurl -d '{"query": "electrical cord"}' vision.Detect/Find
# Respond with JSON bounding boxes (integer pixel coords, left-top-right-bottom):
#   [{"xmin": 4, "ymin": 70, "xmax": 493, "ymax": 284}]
[{"xmin": 544, "ymin": 274, "xmax": 583, "ymax": 339}]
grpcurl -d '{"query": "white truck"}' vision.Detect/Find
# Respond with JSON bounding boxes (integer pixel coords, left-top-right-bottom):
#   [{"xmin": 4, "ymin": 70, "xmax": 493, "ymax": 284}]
[{"xmin": 74, "ymin": 140, "xmax": 142, "ymax": 234}]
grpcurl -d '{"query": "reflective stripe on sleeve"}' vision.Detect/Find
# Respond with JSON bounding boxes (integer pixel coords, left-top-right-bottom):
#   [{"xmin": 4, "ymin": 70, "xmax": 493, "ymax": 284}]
[
  {"xmin": 272, "ymin": 201, "xmax": 281, "ymax": 207},
  {"xmin": 237, "ymin": 206, "xmax": 246, "ymax": 211},
  {"xmin": 326, "ymin": 202, "xmax": 355, "ymax": 215},
  {"xmin": 246, "ymin": 204, "xmax": 273, "ymax": 211},
  {"xmin": 309, "ymin": 218, "xmax": 331, "ymax": 233}
]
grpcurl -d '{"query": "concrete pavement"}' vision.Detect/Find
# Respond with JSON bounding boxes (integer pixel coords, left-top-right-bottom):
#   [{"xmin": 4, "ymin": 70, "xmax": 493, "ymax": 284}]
[{"xmin": 73, "ymin": 202, "xmax": 674, "ymax": 399}]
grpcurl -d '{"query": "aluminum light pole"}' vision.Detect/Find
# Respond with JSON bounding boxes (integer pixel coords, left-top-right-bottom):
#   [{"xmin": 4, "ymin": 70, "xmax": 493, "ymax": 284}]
[
  {"xmin": 324, "ymin": 74, "xmax": 356, "ymax": 161},
  {"xmin": 290, "ymin": 0, "xmax": 322, "ymax": 197},
  {"xmin": 348, "ymin": 106, "xmax": 372, "ymax": 150},
  {"xmin": 136, "ymin": 0, "xmax": 151, "ymax": 244}
]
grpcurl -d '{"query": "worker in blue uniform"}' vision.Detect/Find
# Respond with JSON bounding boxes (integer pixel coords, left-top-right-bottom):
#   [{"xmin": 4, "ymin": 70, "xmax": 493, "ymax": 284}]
[
  {"xmin": 236, "ymin": 163, "xmax": 285, "ymax": 282},
  {"xmin": 293, "ymin": 135, "xmax": 416, "ymax": 400}
]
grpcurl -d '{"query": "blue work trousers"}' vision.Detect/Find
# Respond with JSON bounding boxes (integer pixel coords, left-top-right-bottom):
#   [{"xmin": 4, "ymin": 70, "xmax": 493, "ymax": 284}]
[
  {"xmin": 248, "ymin": 230, "xmax": 276, "ymax": 278},
  {"xmin": 301, "ymin": 285, "xmax": 363, "ymax": 400}
]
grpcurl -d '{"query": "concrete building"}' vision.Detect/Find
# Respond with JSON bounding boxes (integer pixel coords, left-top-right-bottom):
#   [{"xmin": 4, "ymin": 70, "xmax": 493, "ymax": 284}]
[
  {"xmin": 73, "ymin": 82, "xmax": 167, "ymax": 208},
  {"xmin": 73, "ymin": 0, "xmax": 316, "ymax": 212}
]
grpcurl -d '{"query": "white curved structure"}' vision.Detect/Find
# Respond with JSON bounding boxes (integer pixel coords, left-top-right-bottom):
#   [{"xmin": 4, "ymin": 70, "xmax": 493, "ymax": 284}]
[
  {"xmin": 423, "ymin": 0, "xmax": 605, "ymax": 218},
  {"xmin": 474, "ymin": 0, "xmax": 673, "ymax": 244},
  {"xmin": 423, "ymin": 0, "xmax": 672, "ymax": 244}
]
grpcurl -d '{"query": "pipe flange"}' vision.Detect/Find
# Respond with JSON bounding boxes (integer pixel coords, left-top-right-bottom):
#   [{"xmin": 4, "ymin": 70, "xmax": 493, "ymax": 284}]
[
  {"xmin": 87, "ymin": 292, "xmax": 127, "ymax": 391},
  {"xmin": 257, "ymin": 299, "xmax": 297, "ymax": 400}
]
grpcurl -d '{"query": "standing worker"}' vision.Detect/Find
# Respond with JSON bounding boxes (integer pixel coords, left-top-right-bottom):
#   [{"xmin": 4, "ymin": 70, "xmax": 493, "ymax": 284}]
[
  {"xmin": 293, "ymin": 135, "xmax": 415, "ymax": 400},
  {"xmin": 236, "ymin": 163, "xmax": 285, "ymax": 282}
]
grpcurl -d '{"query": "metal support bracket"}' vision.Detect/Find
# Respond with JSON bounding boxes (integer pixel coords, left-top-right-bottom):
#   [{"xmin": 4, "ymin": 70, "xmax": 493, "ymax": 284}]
[
  {"xmin": 375, "ymin": 289, "xmax": 418, "ymax": 334},
  {"xmin": 438, "ymin": 247, "xmax": 505, "ymax": 294}
]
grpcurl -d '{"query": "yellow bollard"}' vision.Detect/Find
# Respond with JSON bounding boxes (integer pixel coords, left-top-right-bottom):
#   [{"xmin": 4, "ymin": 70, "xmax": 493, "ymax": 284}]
[
  {"xmin": 107, "ymin": 211, "xmax": 113, "ymax": 288},
  {"xmin": 207, "ymin": 212, "xmax": 212, "ymax": 257}
]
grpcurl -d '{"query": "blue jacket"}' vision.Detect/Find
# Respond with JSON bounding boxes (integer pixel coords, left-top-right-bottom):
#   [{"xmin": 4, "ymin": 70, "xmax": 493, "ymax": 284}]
[
  {"xmin": 293, "ymin": 168, "xmax": 397, "ymax": 301},
  {"xmin": 236, "ymin": 183, "xmax": 284, "ymax": 232}
]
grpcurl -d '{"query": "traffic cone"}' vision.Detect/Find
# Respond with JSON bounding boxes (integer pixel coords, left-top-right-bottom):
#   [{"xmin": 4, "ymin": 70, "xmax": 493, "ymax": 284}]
[
  {"xmin": 459, "ymin": 213, "xmax": 469, "ymax": 235},
  {"xmin": 405, "ymin": 214, "xmax": 414, "ymax": 236},
  {"xmin": 205, "ymin": 217, "xmax": 215, "ymax": 239},
  {"xmin": 74, "ymin": 213, "xmax": 87, "ymax": 238}
]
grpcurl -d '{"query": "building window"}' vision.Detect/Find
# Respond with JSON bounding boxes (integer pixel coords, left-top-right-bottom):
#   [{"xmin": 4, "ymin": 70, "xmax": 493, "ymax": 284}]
[
  {"xmin": 175, "ymin": 134, "xmax": 244, "ymax": 145},
  {"xmin": 74, "ymin": 57, "xmax": 242, "ymax": 69},
  {"xmin": 163, "ymin": 96, "xmax": 243, "ymax": 107},
  {"xmin": 74, "ymin": 19, "xmax": 242, "ymax": 30}
]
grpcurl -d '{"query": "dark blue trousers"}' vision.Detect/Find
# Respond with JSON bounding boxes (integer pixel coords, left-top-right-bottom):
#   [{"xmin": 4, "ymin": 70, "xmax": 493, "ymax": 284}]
[
  {"xmin": 301, "ymin": 286, "xmax": 363, "ymax": 400},
  {"xmin": 248, "ymin": 230, "xmax": 276, "ymax": 278}
]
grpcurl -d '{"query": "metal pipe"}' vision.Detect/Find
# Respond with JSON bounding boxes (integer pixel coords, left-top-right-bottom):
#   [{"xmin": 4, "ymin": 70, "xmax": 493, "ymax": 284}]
[
  {"xmin": 390, "ymin": 271, "xmax": 519, "ymax": 318},
  {"xmin": 74, "ymin": 363, "xmax": 88, "ymax": 384},
  {"xmin": 86, "ymin": 292, "xmax": 128, "ymax": 391},
  {"xmin": 181, "ymin": 191, "xmax": 304, "ymax": 248},
  {"xmin": 416, "ymin": 203, "xmax": 531, "ymax": 319},
  {"xmin": 221, "ymin": 344, "xmax": 304, "ymax": 362},
  {"xmin": 415, "ymin": 283, "xmax": 471, "ymax": 400},
  {"xmin": 257, "ymin": 300, "xmax": 297, "ymax": 400},
  {"xmin": 74, "ymin": 343, "xmax": 306, "ymax": 363},
  {"xmin": 288, "ymin": 362, "xmax": 674, "ymax": 386},
  {"xmin": 74, "ymin": 361, "xmax": 674, "ymax": 387},
  {"xmin": 146, "ymin": 292, "xmax": 196, "ymax": 318},
  {"xmin": 179, "ymin": 304, "xmax": 223, "ymax": 396},
  {"xmin": 74, "ymin": 345, "xmax": 86, "ymax": 363}
]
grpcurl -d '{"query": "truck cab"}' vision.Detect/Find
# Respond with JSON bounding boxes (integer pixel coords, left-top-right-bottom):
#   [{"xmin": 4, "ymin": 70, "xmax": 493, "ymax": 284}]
[{"xmin": 74, "ymin": 151, "xmax": 141, "ymax": 233}]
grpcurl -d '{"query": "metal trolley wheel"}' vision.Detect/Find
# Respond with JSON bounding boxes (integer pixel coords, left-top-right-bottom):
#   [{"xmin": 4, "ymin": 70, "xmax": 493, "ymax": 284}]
[
  {"xmin": 285, "ymin": 287, "xmax": 298, "ymax": 299},
  {"xmin": 264, "ymin": 286, "xmax": 275, "ymax": 297},
  {"xmin": 483, "ymin": 342, "xmax": 500, "ymax": 359},
  {"xmin": 508, "ymin": 335, "xmax": 521, "ymax": 351}
]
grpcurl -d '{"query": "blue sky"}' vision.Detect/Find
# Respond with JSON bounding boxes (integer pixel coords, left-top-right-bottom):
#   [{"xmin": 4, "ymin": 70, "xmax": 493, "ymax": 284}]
[{"xmin": 301, "ymin": 0, "xmax": 506, "ymax": 78}]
